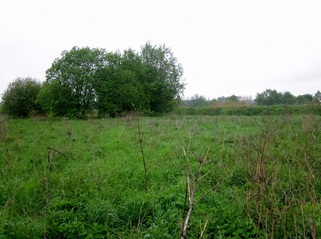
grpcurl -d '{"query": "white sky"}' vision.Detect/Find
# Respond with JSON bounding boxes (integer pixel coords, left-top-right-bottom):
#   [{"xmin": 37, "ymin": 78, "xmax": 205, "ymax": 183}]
[{"xmin": 1, "ymin": 0, "xmax": 321, "ymax": 100}]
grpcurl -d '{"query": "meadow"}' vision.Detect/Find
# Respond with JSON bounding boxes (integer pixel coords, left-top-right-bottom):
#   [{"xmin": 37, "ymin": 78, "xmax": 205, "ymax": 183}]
[{"xmin": 0, "ymin": 113, "xmax": 320, "ymax": 238}]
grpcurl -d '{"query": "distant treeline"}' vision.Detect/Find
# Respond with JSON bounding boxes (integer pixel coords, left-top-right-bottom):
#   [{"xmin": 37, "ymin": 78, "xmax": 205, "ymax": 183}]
[{"xmin": 183, "ymin": 89, "xmax": 321, "ymax": 107}]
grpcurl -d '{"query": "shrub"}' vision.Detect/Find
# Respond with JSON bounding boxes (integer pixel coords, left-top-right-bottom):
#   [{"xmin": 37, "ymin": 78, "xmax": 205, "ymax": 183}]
[{"xmin": 1, "ymin": 77, "xmax": 42, "ymax": 118}]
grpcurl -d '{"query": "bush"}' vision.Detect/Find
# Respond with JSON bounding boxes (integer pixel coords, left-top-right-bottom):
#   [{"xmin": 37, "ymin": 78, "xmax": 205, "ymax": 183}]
[{"xmin": 1, "ymin": 77, "xmax": 42, "ymax": 118}]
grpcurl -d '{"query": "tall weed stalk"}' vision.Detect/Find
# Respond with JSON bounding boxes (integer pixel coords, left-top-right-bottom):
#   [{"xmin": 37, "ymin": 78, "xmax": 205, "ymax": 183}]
[
  {"xmin": 137, "ymin": 117, "xmax": 148, "ymax": 192},
  {"xmin": 241, "ymin": 115, "xmax": 321, "ymax": 238}
]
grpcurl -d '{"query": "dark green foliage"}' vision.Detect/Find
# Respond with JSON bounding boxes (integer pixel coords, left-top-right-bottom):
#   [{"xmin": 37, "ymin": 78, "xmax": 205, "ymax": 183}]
[
  {"xmin": 1, "ymin": 77, "xmax": 42, "ymax": 117},
  {"xmin": 42, "ymin": 46, "xmax": 107, "ymax": 117},
  {"xmin": 38, "ymin": 44, "xmax": 184, "ymax": 118},
  {"xmin": 297, "ymin": 93, "xmax": 314, "ymax": 104},
  {"xmin": 217, "ymin": 94, "xmax": 240, "ymax": 103},
  {"xmin": 140, "ymin": 43, "xmax": 184, "ymax": 112},
  {"xmin": 37, "ymin": 81, "xmax": 75, "ymax": 116},
  {"xmin": 282, "ymin": 91, "xmax": 296, "ymax": 104},
  {"xmin": 255, "ymin": 89, "xmax": 319, "ymax": 106},
  {"xmin": 95, "ymin": 50, "xmax": 150, "ymax": 117},
  {"xmin": 255, "ymin": 89, "xmax": 284, "ymax": 105}
]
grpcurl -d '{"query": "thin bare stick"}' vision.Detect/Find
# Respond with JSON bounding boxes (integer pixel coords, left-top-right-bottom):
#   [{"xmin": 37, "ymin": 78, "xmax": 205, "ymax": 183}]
[
  {"xmin": 199, "ymin": 218, "xmax": 209, "ymax": 239},
  {"xmin": 182, "ymin": 146, "xmax": 194, "ymax": 181},
  {"xmin": 181, "ymin": 177, "xmax": 189, "ymax": 233},
  {"xmin": 198, "ymin": 167, "xmax": 215, "ymax": 181},
  {"xmin": 195, "ymin": 172, "xmax": 232, "ymax": 204},
  {"xmin": 47, "ymin": 147, "xmax": 67, "ymax": 157},
  {"xmin": 181, "ymin": 149, "xmax": 209, "ymax": 239},
  {"xmin": 187, "ymin": 176, "xmax": 191, "ymax": 201},
  {"xmin": 47, "ymin": 147, "xmax": 68, "ymax": 170},
  {"xmin": 182, "ymin": 146, "xmax": 187, "ymax": 157}
]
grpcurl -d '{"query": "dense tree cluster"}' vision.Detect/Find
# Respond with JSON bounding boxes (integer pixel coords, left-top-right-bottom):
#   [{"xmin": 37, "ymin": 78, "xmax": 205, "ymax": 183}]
[
  {"xmin": 255, "ymin": 89, "xmax": 320, "ymax": 106},
  {"xmin": 1, "ymin": 43, "xmax": 185, "ymax": 118},
  {"xmin": 40, "ymin": 43, "xmax": 184, "ymax": 117}
]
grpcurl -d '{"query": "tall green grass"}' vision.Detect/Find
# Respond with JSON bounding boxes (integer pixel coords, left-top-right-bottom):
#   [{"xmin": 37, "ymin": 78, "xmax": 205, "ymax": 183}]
[
  {"xmin": 0, "ymin": 114, "xmax": 320, "ymax": 238},
  {"xmin": 175, "ymin": 104, "xmax": 321, "ymax": 116}
]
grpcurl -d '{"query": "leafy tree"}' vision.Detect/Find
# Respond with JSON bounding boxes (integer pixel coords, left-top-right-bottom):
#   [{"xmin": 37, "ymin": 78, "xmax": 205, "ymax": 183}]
[
  {"xmin": 228, "ymin": 95, "xmax": 239, "ymax": 102},
  {"xmin": 140, "ymin": 43, "xmax": 184, "ymax": 112},
  {"xmin": 255, "ymin": 89, "xmax": 283, "ymax": 105},
  {"xmin": 282, "ymin": 91, "xmax": 296, "ymax": 105},
  {"xmin": 95, "ymin": 50, "xmax": 149, "ymax": 117},
  {"xmin": 43, "ymin": 46, "xmax": 107, "ymax": 117},
  {"xmin": 217, "ymin": 96, "xmax": 227, "ymax": 103},
  {"xmin": 1, "ymin": 77, "xmax": 42, "ymax": 118},
  {"xmin": 94, "ymin": 52, "xmax": 122, "ymax": 117},
  {"xmin": 37, "ymin": 81, "xmax": 73, "ymax": 116},
  {"xmin": 96, "ymin": 44, "xmax": 184, "ymax": 116},
  {"xmin": 217, "ymin": 95, "xmax": 240, "ymax": 103},
  {"xmin": 296, "ymin": 94, "xmax": 313, "ymax": 104},
  {"xmin": 94, "ymin": 50, "xmax": 150, "ymax": 117}
]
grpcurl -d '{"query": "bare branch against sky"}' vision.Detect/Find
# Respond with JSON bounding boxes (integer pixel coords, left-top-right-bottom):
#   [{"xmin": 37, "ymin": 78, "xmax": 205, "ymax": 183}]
[{"xmin": 1, "ymin": 0, "xmax": 320, "ymax": 99}]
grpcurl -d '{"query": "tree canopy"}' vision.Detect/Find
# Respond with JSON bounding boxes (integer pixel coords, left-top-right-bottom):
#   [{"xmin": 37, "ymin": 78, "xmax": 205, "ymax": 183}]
[
  {"xmin": 140, "ymin": 43, "xmax": 184, "ymax": 112},
  {"xmin": 37, "ymin": 43, "xmax": 185, "ymax": 117},
  {"xmin": 38, "ymin": 46, "xmax": 108, "ymax": 117}
]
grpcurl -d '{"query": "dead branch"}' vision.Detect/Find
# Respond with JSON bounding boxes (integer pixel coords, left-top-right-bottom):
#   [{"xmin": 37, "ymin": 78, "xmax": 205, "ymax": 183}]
[{"xmin": 181, "ymin": 148, "xmax": 209, "ymax": 239}]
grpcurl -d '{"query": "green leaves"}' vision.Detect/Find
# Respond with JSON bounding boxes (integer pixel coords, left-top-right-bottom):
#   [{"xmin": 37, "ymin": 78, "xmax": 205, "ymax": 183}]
[
  {"xmin": 255, "ymin": 89, "xmax": 318, "ymax": 106},
  {"xmin": 40, "ymin": 43, "xmax": 184, "ymax": 118},
  {"xmin": 44, "ymin": 47, "xmax": 107, "ymax": 117},
  {"xmin": 1, "ymin": 77, "xmax": 42, "ymax": 118},
  {"xmin": 140, "ymin": 43, "xmax": 184, "ymax": 112}
]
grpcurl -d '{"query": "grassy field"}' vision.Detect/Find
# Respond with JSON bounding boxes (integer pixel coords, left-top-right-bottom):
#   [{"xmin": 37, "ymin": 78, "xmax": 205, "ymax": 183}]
[{"xmin": 0, "ymin": 113, "xmax": 320, "ymax": 238}]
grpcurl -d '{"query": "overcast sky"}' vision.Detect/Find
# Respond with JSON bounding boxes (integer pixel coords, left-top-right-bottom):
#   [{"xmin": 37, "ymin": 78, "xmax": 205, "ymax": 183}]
[{"xmin": 1, "ymin": 0, "xmax": 321, "ymax": 100}]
